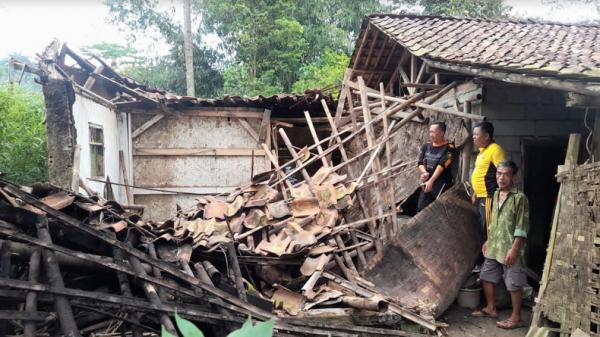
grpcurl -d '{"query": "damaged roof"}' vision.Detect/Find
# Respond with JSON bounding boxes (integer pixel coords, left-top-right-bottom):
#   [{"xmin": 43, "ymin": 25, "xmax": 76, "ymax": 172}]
[
  {"xmin": 43, "ymin": 42, "xmax": 335, "ymax": 116},
  {"xmin": 362, "ymin": 14, "xmax": 600, "ymax": 80}
]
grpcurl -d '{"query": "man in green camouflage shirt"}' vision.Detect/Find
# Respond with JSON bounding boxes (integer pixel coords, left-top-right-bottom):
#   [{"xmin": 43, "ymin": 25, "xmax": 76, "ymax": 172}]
[{"xmin": 472, "ymin": 160, "xmax": 529, "ymax": 330}]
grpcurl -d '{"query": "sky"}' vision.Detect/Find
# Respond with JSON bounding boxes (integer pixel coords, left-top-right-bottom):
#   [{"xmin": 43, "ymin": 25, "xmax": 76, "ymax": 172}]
[{"xmin": 0, "ymin": 0, "xmax": 599, "ymax": 60}]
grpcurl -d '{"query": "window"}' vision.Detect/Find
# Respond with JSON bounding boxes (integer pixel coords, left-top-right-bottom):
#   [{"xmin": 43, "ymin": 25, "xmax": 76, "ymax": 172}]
[{"xmin": 89, "ymin": 124, "xmax": 104, "ymax": 177}]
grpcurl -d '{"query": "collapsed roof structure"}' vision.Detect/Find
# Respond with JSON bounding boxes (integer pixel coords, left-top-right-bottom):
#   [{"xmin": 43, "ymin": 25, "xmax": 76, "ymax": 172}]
[{"xmin": 1, "ymin": 14, "xmax": 600, "ymax": 337}]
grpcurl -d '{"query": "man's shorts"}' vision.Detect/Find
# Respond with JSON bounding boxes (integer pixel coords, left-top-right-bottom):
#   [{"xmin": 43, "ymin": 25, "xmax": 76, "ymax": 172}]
[{"xmin": 480, "ymin": 258, "xmax": 527, "ymax": 292}]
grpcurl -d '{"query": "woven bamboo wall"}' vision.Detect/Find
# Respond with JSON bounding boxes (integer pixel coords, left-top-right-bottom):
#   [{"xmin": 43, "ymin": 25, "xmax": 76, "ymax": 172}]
[{"xmin": 538, "ymin": 161, "xmax": 600, "ymax": 335}]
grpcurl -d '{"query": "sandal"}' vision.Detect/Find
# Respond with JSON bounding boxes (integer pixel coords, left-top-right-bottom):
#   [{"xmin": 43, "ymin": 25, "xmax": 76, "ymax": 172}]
[
  {"xmin": 496, "ymin": 319, "xmax": 525, "ymax": 329},
  {"xmin": 471, "ymin": 308, "xmax": 498, "ymax": 318}
]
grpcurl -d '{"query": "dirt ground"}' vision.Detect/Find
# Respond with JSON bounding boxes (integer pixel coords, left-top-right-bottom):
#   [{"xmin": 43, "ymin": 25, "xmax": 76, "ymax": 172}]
[{"xmin": 441, "ymin": 304, "xmax": 532, "ymax": 337}]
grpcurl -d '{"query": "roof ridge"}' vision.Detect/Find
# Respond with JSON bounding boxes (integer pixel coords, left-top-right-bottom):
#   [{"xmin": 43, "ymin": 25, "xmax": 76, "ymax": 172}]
[{"xmin": 367, "ymin": 13, "xmax": 600, "ymax": 28}]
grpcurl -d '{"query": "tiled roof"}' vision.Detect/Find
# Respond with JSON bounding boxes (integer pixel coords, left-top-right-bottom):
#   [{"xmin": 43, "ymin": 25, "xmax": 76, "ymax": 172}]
[{"xmin": 367, "ymin": 14, "xmax": 600, "ymax": 80}]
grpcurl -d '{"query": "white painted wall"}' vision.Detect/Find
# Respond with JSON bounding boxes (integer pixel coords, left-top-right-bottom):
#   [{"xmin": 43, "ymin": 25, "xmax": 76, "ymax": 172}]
[{"xmin": 72, "ymin": 94, "xmax": 127, "ymax": 203}]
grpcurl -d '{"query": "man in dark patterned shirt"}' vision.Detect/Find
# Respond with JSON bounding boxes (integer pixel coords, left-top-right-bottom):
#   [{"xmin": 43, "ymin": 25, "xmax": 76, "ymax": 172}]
[{"xmin": 416, "ymin": 121, "xmax": 454, "ymax": 212}]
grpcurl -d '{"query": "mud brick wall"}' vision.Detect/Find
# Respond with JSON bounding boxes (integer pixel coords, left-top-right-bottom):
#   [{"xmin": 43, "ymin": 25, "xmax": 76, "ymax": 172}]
[{"xmin": 537, "ymin": 161, "xmax": 600, "ymax": 336}]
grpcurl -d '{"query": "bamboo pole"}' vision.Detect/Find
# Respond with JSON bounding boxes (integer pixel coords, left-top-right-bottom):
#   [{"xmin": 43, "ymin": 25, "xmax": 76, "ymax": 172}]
[
  {"xmin": 36, "ymin": 217, "xmax": 82, "ymax": 337},
  {"xmin": 380, "ymin": 82, "xmax": 399, "ymax": 238},
  {"xmin": 23, "ymin": 249, "xmax": 41, "ymax": 337}
]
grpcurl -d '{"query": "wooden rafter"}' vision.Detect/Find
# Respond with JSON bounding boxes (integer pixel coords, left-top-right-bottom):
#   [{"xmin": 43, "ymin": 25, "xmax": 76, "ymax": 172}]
[{"xmin": 352, "ymin": 23, "xmax": 372, "ymax": 71}]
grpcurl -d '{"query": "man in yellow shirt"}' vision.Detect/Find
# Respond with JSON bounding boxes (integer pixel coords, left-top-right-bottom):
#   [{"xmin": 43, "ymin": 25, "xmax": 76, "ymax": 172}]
[{"xmin": 471, "ymin": 121, "xmax": 506, "ymax": 238}]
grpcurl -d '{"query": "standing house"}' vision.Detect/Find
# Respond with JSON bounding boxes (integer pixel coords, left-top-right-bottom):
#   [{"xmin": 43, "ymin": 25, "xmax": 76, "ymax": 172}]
[
  {"xmin": 344, "ymin": 14, "xmax": 600, "ymax": 334},
  {"xmin": 38, "ymin": 42, "xmax": 334, "ymax": 220}
]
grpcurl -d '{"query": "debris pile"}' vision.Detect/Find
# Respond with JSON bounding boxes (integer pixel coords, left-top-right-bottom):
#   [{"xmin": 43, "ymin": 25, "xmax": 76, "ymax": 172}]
[{"xmin": 0, "ymin": 77, "xmax": 485, "ymax": 336}]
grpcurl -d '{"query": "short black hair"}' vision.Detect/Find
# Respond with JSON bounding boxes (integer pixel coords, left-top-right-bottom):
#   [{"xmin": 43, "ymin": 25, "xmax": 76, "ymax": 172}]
[
  {"xmin": 431, "ymin": 121, "xmax": 446, "ymax": 132},
  {"xmin": 498, "ymin": 160, "xmax": 519, "ymax": 175},
  {"xmin": 473, "ymin": 121, "xmax": 494, "ymax": 139}
]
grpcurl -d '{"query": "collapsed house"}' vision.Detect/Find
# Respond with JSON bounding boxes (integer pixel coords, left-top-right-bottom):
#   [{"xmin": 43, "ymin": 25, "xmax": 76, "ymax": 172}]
[{"xmin": 1, "ymin": 14, "xmax": 600, "ymax": 337}]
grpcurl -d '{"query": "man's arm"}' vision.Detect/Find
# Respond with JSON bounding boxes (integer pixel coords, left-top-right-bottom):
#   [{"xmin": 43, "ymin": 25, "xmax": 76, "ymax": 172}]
[
  {"xmin": 418, "ymin": 145, "xmax": 429, "ymax": 182},
  {"xmin": 504, "ymin": 195, "xmax": 530, "ymax": 266},
  {"xmin": 424, "ymin": 147, "xmax": 452, "ymax": 192},
  {"xmin": 504, "ymin": 237, "xmax": 526, "ymax": 266}
]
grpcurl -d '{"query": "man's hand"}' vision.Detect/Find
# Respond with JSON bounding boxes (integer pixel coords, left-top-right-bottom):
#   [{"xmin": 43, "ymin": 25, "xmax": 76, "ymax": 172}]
[
  {"xmin": 471, "ymin": 193, "xmax": 477, "ymax": 205},
  {"xmin": 482, "ymin": 241, "xmax": 487, "ymax": 254},
  {"xmin": 420, "ymin": 172, "xmax": 430, "ymax": 182},
  {"xmin": 504, "ymin": 248, "xmax": 518, "ymax": 266},
  {"xmin": 424, "ymin": 179, "xmax": 434, "ymax": 193}
]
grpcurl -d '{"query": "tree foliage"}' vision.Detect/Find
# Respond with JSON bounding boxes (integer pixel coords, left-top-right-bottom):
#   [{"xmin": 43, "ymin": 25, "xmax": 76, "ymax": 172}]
[
  {"xmin": 105, "ymin": 0, "xmax": 224, "ymax": 97},
  {"xmin": 292, "ymin": 49, "xmax": 350, "ymax": 96},
  {"xmin": 402, "ymin": 0, "xmax": 511, "ymax": 18},
  {"xmin": 105, "ymin": 0, "xmax": 389, "ymax": 96},
  {"xmin": 0, "ymin": 85, "xmax": 48, "ymax": 185}
]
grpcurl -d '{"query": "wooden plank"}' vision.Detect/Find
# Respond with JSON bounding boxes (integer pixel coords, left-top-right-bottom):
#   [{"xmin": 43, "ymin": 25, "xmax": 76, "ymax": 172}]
[
  {"xmin": 357, "ymin": 76, "xmax": 385, "ymax": 256},
  {"xmin": 0, "ymin": 190, "xmax": 272, "ymax": 320},
  {"xmin": 133, "ymin": 147, "xmax": 265, "ymax": 157},
  {"xmin": 36, "ymin": 218, "xmax": 82, "ymax": 337},
  {"xmin": 132, "ymin": 186, "xmax": 233, "ymax": 195},
  {"xmin": 361, "ymin": 91, "xmax": 485, "ymax": 121},
  {"xmin": 130, "ymin": 107, "xmax": 264, "ymax": 118},
  {"xmin": 83, "ymin": 64, "xmax": 105, "ymax": 90},
  {"xmin": 0, "ymin": 310, "xmax": 52, "ymax": 321},
  {"xmin": 238, "ymin": 118, "xmax": 259, "ymax": 142},
  {"xmin": 352, "ymin": 23, "xmax": 371, "ymax": 71},
  {"xmin": 258, "ymin": 109, "xmax": 271, "ymax": 142},
  {"xmin": 380, "ymin": 83, "xmax": 398, "ymax": 238},
  {"xmin": 304, "ymin": 110, "xmax": 330, "ymax": 167},
  {"xmin": 119, "ymin": 150, "xmax": 134, "ymax": 205},
  {"xmin": 131, "ymin": 114, "xmax": 165, "ymax": 139}
]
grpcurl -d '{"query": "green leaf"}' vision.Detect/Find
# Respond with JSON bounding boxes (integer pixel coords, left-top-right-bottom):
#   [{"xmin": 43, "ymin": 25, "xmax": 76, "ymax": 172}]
[
  {"xmin": 161, "ymin": 325, "xmax": 177, "ymax": 337},
  {"xmin": 175, "ymin": 312, "xmax": 205, "ymax": 337},
  {"xmin": 227, "ymin": 316, "xmax": 274, "ymax": 337}
]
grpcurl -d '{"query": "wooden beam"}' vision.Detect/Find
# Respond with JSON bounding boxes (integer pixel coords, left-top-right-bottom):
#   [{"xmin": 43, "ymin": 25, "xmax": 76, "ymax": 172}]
[
  {"xmin": 238, "ymin": 118, "xmax": 259, "ymax": 142},
  {"xmin": 128, "ymin": 107, "xmax": 264, "ymax": 118},
  {"xmin": 258, "ymin": 109, "xmax": 271, "ymax": 142},
  {"xmin": 425, "ymin": 59, "xmax": 600, "ymax": 97},
  {"xmin": 362, "ymin": 91, "xmax": 485, "ymax": 120},
  {"xmin": 83, "ymin": 64, "xmax": 105, "ymax": 90},
  {"xmin": 131, "ymin": 114, "xmax": 165, "ymax": 139},
  {"xmin": 352, "ymin": 24, "xmax": 371, "ymax": 71},
  {"xmin": 362, "ymin": 29, "xmax": 380, "ymax": 69},
  {"xmin": 133, "ymin": 147, "xmax": 265, "ymax": 157},
  {"xmin": 119, "ymin": 150, "xmax": 134, "ymax": 204}
]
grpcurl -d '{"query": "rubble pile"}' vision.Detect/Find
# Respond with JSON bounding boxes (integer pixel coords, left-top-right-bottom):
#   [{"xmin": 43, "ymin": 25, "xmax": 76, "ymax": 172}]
[{"xmin": 0, "ymin": 77, "xmax": 486, "ymax": 336}]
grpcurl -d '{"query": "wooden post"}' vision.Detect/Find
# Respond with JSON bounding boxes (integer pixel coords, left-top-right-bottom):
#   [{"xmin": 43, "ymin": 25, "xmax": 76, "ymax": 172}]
[
  {"xmin": 119, "ymin": 150, "xmax": 134, "ymax": 205},
  {"xmin": 380, "ymin": 83, "xmax": 398, "ymax": 238},
  {"xmin": 23, "ymin": 249, "xmax": 41, "ymax": 337},
  {"xmin": 304, "ymin": 110, "xmax": 330, "ymax": 167},
  {"xmin": 357, "ymin": 76, "xmax": 385, "ymax": 254},
  {"xmin": 36, "ymin": 217, "xmax": 82, "ymax": 337},
  {"xmin": 461, "ymin": 102, "xmax": 473, "ymax": 183},
  {"xmin": 109, "ymin": 232, "xmax": 143, "ymax": 337},
  {"xmin": 227, "ymin": 242, "xmax": 247, "ymax": 302},
  {"xmin": 278, "ymin": 128, "xmax": 316, "ymax": 191}
]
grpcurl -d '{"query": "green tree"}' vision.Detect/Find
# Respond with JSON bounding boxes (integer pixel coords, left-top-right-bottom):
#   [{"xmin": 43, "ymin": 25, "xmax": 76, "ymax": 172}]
[
  {"xmin": 400, "ymin": 0, "xmax": 511, "ymax": 18},
  {"xmin": 105, "ymin": 0, "xmax": 390, "ymax": 96},
  {"xmin": 81, "ymin": 42, "xmax": 142, "ymax": 67},
  {"xmin": 105, "ymin": 0, "xmax": 224, "ymax": 97},
  {"xmin": 0, "ymin": 85, "xmax": 48, "ymax": 185},
  {"xmin": 292, "ymin": 49, "xmax": 349, "ymax": 96}
]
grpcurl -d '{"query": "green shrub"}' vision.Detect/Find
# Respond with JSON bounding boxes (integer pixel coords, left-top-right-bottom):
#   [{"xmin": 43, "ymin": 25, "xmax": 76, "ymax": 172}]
[{"xmin": 0, "ymin": 85, "xmax": 47, "ymax": 185}]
